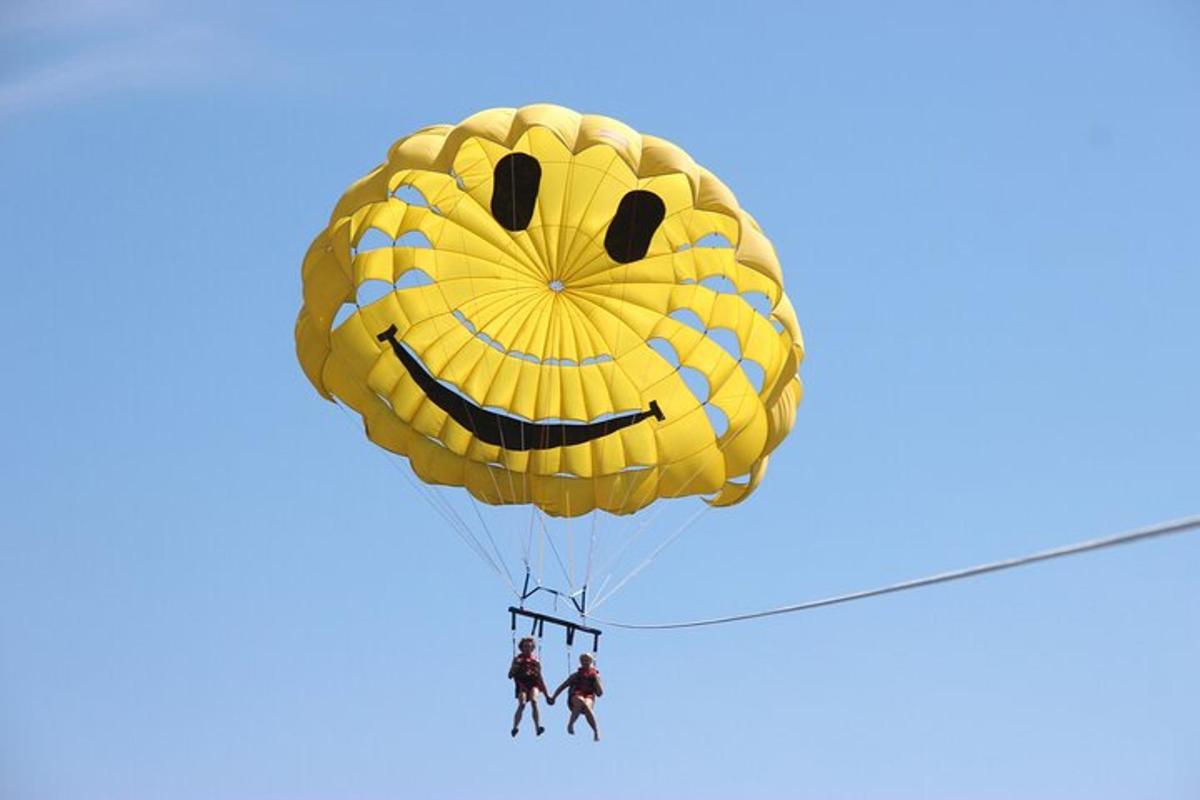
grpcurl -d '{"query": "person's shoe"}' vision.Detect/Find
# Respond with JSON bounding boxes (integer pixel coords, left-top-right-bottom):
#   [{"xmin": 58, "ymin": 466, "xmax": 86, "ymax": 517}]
[
  {"xmin": 536, "ymin": 726, "xmax": 545, "ymax": 736},
  {"xmin": 511, "ymin": 728, "xmax": 519, "ymax": 737}
]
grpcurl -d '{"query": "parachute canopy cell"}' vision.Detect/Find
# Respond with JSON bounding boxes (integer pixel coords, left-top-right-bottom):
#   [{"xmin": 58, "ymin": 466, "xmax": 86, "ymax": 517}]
[{"xmin": 295, "ymin": 104, "xmax": 804, "ymax": 517}]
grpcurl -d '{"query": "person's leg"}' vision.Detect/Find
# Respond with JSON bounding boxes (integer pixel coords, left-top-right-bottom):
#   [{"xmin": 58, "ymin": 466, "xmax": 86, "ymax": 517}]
[
  {"xmin": 512, "ymin": 691, "xmax": 528, "ymax": 736},
  {"xmin": 567, "ymin": 696, "xmax": 582, "ymax": 734},
  {"xmin": 529, "ymin": 689, "xmax": 544, "ymax": 734},
  {"xmin": 579, "ymin": 697, "xmax": 600, "ymax": 741}
]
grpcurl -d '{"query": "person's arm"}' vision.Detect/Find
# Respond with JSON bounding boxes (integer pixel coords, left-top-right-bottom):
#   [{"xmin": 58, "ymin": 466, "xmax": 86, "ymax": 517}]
[
  {"xmin": 550, "ymin": 675, "xmax": 572, "ymax": 702},
  {"xmin": 507, "ymin": 657, "xmax": 519, "ymax": 680},
  {"xmin": 593, "ymin": 674, "xmax": 604, "ymax": 697}
]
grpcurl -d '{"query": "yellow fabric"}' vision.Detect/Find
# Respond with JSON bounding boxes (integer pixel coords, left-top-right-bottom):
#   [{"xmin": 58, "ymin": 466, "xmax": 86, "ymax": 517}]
[{"xmin": 296, "ymin": 104, "xmax": 804, "ymax": 516}]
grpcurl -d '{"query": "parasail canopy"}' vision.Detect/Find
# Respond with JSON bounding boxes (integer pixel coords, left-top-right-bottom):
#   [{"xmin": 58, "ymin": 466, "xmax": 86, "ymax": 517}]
[{"xmin": 296, "ymin": 104, "xmax": 803, "ymax": 518}]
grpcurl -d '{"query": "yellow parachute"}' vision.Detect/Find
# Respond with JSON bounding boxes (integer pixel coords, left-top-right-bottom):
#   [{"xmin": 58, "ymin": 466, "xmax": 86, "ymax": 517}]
[{"xmin": 296, "ymin": 104, "xmax": 803, "ymax": 518}]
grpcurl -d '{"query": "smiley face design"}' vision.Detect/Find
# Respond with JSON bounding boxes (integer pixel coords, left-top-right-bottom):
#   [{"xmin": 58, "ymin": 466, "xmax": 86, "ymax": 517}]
[{"xmin": 296, "ymin": 104, "xmax": 803, "ymax": 517}]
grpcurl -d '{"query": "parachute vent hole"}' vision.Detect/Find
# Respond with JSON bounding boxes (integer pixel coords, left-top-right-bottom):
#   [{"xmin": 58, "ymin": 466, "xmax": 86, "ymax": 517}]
[
  {"xmin": 676, "ymin": 242, "xmax": 692, "ymax": 252},
  {"xmin": 742, "ymin": 291, "xmax": 773, "ymax": 317},
  {"xmin": 449, "ymin": 168, "xmax": 467, "ymax": 191},
  {"xmin": 392, "ymin": 184, "xmax": 430, "ymax": 207},
  {"xmin": 484, "ymin": 405, "xmax": 530, "ymax": 422},
  {"xmin": 700, "ymin": 275, "xmax": 739, "ymax": 295},
  {"xmin": 740, "ymin": 359, "xmax": 766, "ymax": 393},
  {"xmin": 453, "ymin": 308, "xmax": 503, "ymax": 352},
  {"xmin": 479, "ymin": 333, "xmax": 506, "ymax": 353},
  {"xmin": 707, "ymin": 327, "xmax": 741, "ymax": 361},
  {"xmin": 769, "ymin": 317, "xmax": 786, "ymax": 334},
  {"xmin": 647, "ymin": 338, "xmax": 681, "ymax": 369},
  {"xmin": 451, "ymin": 309, "xmax": 476, "ymax": 332},
  {"xmin": 354, "ymin": 227, "xmax": 394, "ymax": 253},
  {"xmin": 727, "ymin": 472, "xmax": 751, "ymax": 486},
  {"xmin": 694, "ymin": 232, "xmax": 734, "ymax": 249},
  {"xmin": 396, "ymin": 230, "xmax": 434, "ymax": 249},
  {"xmin": 451, "ymin": 311, "xmax": 619, "ymax": 367},
  {"xmin": 356, "ymin": 279, "xmax": 394, "ymax": 307},
  {"xmin": 678, "ymin": 366, "xmax": 710, "ymax": 404},
  {"xmin": 704, "ymin": 405, "xmax": 730, "ymax": 437},
  {"xmin": 668, "ymin": 308, "xmax": 707, "ymax": 334},
  {"xmin": 395, "ymin": 268, "xmax": 434, "ymax": 291},
  {"xmin": 332, "ymin": 302, "xmax": 357, "ymax": 330}
]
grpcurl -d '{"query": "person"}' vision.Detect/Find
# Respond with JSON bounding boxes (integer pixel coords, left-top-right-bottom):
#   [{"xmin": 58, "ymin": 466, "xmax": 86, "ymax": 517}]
[
  {"xmin": 508, "ymin": 637, "xmax": 550, "ymax": 737},
  {"xmin": 550, "ymin": 652, "xmax": 603, "ymax": 741}
]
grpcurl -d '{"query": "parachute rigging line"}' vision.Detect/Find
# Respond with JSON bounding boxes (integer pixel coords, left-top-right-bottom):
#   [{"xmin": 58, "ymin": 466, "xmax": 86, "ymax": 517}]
[
  {"xmin": 333, "ymin": 399, "xmax": 519, "ymax": 597},
  {"xmin": 536, "ymin": 509, "xmax": 575, "ymax": 596},
  {"xmin": 588, "ymin": 389, "xmax": 765, "ymax": 608},
  {"xmin": 395, "ymin": 235, "xmax": 528, "ymax": 596},
  {"xmin": 590, "ymin": 502, "xmax": 714, "ymax": 610},
  {"xmin": 585, "ymin": 514, "xmax": 1200, "ymax": 630}
]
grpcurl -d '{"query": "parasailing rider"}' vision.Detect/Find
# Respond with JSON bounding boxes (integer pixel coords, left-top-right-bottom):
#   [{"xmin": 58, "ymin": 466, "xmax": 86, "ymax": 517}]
[
  {"xmin": 508, "ymin": 636, "xmax": 551, "ymax": 737},
  {"xmin": 550, "ymin": 652, "xmax": 603, "ymax": 742}
]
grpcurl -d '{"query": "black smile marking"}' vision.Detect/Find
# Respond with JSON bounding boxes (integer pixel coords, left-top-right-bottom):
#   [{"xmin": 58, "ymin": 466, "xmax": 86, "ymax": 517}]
[{"xmin": 377, "ymin": 325, "xmax": 665, "ymax": 451}]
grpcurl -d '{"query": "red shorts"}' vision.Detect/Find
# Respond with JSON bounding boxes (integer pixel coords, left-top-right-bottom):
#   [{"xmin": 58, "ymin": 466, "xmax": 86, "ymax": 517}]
[{"xmin": 514, "ymin": 679, "xmax": 541, "ymax": 699}]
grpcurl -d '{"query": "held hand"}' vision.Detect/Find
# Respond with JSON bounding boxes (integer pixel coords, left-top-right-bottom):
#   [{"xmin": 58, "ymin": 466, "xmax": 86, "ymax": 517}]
[{"xmin": 546, "ymin": 695, "xmax": 555, "ymax": 705}]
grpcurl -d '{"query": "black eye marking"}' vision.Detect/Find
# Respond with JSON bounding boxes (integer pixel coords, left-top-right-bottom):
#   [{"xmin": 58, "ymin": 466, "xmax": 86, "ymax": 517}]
[
  {"xmin": 377, "ymin": 325, "xmax": 665, "ymax": 450},
  {"xmin": 604, "ymin": 189, "xmax": 666, "ymax": 264},
  {"xmin": 491, "ymin": 153, "xmax": 542, "ymax": 231}
]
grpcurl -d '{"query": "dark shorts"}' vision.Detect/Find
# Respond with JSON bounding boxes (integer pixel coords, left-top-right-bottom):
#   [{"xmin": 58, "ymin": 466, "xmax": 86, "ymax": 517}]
[{"xmin": 514, "ymin": 680, "xmax": 541, "ymax": 699}]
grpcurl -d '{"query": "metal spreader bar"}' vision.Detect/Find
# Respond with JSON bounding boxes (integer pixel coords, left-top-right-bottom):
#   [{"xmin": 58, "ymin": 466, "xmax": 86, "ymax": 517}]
[{"xmin": 509, "ymin": 606, "xmax": 602, "ymax": 652}]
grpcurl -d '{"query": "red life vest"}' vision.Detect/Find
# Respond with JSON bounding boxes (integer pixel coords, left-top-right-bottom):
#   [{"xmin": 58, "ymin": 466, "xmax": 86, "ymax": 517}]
[
  {"xmin": 571, "ymin": 667, "xmax": 600, "ymax": 698},
  {"xmin": 513, "ymin": 654, "xmax": 541, "ymax": 682}
]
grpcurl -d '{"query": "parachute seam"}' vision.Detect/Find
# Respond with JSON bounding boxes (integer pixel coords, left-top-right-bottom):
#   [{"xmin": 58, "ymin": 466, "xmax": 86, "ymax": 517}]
[
  {"xmin": 575, "ymin": 284, "xmax": 780, "ymax": 421},
  {"xmin": 563, "ymin": 203, "xmax": 735, "ymax": 285},
  {"xmin": 352, "ymin": 198, "xmax": 543, "ymax": 284}
]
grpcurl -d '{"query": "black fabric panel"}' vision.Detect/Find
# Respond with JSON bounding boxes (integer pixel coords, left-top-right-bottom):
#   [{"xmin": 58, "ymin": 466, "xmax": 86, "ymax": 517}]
[
  {"xmin": 490, "ymin": 153, "xmax": 542, "ymax": 231},
  {"xmin": 604, "ymin": 189, "xmax": 666, "ymax": 264},
  {"xmin": 377, "ymin": 325, "xmax": 664, "ymax": 451}
]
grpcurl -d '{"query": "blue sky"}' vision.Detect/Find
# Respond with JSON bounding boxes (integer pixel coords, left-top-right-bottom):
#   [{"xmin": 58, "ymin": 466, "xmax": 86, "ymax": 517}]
[{"xmin": 2, "ymin": 1, "xmax": 1198, "ymax": 798}]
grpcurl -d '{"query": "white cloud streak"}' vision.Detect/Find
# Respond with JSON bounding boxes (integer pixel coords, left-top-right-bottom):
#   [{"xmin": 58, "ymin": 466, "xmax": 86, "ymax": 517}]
[
  {"xmin": 1, "ymin": 0, "xmax": 159, "ymax": 34},
  {"xmin": 0, "ymin": 1, "xmax": 277, "ymax": 116}
]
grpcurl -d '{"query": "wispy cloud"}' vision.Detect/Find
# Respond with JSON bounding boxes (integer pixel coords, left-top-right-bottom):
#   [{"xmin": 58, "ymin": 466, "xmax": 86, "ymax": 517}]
[
  {"xmin": 0, "ymin": 1, "xmax": 279, "ymax": 116},
  {"xmin": 1, "ymin": 0, "xmax": 159, "ymax": 34}
]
